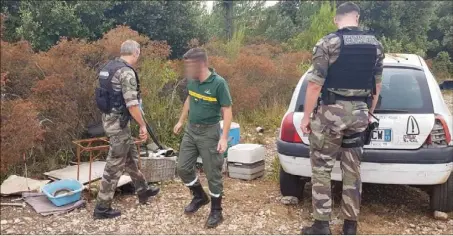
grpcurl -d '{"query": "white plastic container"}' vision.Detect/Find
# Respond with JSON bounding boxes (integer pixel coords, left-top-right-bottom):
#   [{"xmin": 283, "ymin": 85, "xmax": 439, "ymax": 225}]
[
  {"xmin": 227, "ymin": 144, "xmax": 265, "ymax": 164},
  {"xmin": 228, "ymin": 170, "xmax": 264, "ymax": 180},
  {"xmin": 228, "ymin": 161, "xmax": 265, "ymax": 175}
]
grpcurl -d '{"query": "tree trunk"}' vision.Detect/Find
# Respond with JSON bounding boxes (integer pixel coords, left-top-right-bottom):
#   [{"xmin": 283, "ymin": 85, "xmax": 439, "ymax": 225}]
[{"xmin": 223, "ymin": 0, "xmax": 234, "ymax": 40}]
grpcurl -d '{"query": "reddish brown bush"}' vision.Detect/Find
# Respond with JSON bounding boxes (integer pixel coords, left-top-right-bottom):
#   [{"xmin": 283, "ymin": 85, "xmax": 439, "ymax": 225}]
[
  {"xmin": 0, "ymin": 41, "xmax": 41, "ymax": 99},
  {"xmin": 0, "ymin": 99, "xmax": 44, "ymax": 172},
  {"xmin": 1, "ymin": 26, "xmax": 172, "ymax": 174},
  {"xmin": 208, "ymin": 46, "xmax": 309, "ymax": 113},
  {"xmin": 240, "ymin": 43, "xmax": 284, "ymax": 59},
  {"xmin": 97, "ymin": 26, "xmax": 170, "ymax": 65}
]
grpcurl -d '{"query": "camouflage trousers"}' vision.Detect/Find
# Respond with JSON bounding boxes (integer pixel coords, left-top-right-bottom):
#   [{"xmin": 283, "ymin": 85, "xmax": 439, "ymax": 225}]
[
  {"xmin": 96, "ymin": 129, "xmax": 148, "ymax": 208},
  {"xmin": 308, "ymin": 101, "xmax": 369, "ymax": 221}
]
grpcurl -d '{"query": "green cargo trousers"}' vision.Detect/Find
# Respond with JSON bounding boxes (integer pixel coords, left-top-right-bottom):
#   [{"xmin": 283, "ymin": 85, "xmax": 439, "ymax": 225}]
[{"xmin": 177, "ymin": 123, "xmax": 223, "ymax": 197}]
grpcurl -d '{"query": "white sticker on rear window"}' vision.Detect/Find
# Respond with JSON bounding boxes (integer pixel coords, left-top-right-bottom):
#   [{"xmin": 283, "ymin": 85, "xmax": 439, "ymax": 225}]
[{"xmin": 343, "ymin": 35, "xmax": 378, "ymax": 45}]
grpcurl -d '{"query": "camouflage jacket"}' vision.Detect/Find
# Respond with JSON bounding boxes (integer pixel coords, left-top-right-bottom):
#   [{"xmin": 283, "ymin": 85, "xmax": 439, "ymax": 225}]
[
  {"xmin": 102, "ymin": 58, "xmax": 140, "ymax": 136},
  {"xmin": 307, "ymin": 27, "xmax": 385, "ymax": 97}
]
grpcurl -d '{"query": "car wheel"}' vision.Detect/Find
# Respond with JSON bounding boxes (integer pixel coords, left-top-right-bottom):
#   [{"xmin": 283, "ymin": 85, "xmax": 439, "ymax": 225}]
[
  {"xmin": 430, "ymin": 172, "xmax": 453, "ymax": 212},
  {"xmin": 279, "ymin": 166, "xmax": 308, "ymax": 199}
]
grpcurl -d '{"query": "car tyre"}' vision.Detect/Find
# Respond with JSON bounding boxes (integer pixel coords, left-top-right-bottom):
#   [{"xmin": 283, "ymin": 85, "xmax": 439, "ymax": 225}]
[
  {"xmin": 430, "ymin": 172, "xmax": 453, "ymax": 212},
  {"xmin": 279, "ymin": 166, "xmax": 307, "ymax": 199}
]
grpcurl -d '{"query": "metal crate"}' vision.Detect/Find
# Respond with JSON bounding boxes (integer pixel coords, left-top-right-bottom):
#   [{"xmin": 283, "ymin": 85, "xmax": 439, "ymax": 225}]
[{"xmin": 140, "ymin": 155, "xmax": 177, "ymax": 183}]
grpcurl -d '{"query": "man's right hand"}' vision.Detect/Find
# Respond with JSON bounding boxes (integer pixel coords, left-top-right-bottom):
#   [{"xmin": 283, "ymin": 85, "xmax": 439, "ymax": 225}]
[
  {"xmin": 173, "ymin": 122, "xmax": 183, "ymax": 134},
  {"xmin": 139, "ymin": 125, "xmax": 148, "ymax": 141},
  {"xmin": 368, "ymin": 112, "xmax": 375, "ymax": 124}
]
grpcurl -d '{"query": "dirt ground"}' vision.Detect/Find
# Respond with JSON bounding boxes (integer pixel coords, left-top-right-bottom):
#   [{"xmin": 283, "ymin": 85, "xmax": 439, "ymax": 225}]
[
  {"xmin": 1, "ymin": 139, "xmax": 453, "ymax": 235},
  {"xmin": 0, "ymin": 175, "xmax": 452, "ymax": 235},
  {"xmin": 0, "ymin": 92, "xmax": 452, "ymax": 235}
]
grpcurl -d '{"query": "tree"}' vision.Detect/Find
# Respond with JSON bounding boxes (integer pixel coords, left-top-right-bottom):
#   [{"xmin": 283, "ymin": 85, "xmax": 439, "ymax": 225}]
[
  {"xmin": 1, "ymin": 1, "xmax": 21, "ymax": 42},
  {"xmin": 286, "ymin": 2, "xmax": 336, "ymax": 51},
  {"xmin": 16, "ymin": 1, "xmax": 86, "ymax": 51},
  {"xmin": 358, "ymin": 1, "xmax": 436, "ymax": 57},
  {"xmin": 427, "ymin": 1, "xmax": 453, "ymax": 58},
  {"xmin": 223, "ymin": 0, "xmax": 234, "ymax": 40},
  {"xmin": 112, "ymin": 1, "xmax": 207, "ymax": 58}
]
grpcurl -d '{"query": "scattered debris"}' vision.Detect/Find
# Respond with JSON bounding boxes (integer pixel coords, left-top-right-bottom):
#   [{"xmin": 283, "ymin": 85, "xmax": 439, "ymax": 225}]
[
  {"xmin": 256, "ymin": 126, "xmax": 264, "ymax": 133},
  {"xmin": 22, "ymin": 192, "xmax": 85, "ymax": 216},
  {"xmin": 0, "ymin": 175, "xmax": 50, "ymax": 196},
  {"xmin": 44, "ymin": 161, "xmax": 132, "ymax": 187},
  {"xmin": 433, "ymin": 211, "xmax": 449, "ymax": 221},
  {"xmin": 280, "ymin": 196, "xmax": 299, "ymax": 205},
  {"xmin": 0, "ymin": 202, "xmax": 25, "ymax": 207}
]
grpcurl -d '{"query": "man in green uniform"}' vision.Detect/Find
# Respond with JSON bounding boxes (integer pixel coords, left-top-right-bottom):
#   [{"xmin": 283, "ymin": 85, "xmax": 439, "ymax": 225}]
[
  {"xmin": 173, "ymin": 48, "xmax": 233, "ymax": 228},
  {"xmin": 300, "ymin": 2, "xmax": 384, "ymax": 235}
]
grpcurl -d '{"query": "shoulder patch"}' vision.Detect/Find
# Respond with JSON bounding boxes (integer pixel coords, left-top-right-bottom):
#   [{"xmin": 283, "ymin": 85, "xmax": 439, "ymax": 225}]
[
  {"xmin": 312, "ymin": 46, "xmax": 317, "ymax": 55},
  {"xmin": 129, "ymin": 78, "xmax": 137, "ymax": 86}
]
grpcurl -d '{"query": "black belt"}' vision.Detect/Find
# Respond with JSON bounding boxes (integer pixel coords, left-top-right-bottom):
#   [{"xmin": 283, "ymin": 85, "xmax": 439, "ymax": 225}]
[{"xmin": 334, "ymin": 94, "xmax": 369, "ymax": 102}]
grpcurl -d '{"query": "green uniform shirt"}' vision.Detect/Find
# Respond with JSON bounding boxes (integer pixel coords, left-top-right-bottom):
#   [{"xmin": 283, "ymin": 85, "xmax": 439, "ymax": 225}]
[{"xmin": 187, "ymin": 68, "xmax": 232, "ymax": 125}]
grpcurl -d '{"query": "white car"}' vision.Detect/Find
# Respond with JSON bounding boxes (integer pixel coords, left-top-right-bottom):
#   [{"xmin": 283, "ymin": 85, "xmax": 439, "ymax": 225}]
[{"xmin": 277, "ymin": 54, "xmax": 453, "ymax": 212}]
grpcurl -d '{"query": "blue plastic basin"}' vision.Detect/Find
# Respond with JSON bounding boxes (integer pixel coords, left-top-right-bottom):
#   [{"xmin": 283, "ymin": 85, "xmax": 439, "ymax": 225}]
[{"xmin": 41, "ymin": 179, "xmax": 83, "ymax": 207}]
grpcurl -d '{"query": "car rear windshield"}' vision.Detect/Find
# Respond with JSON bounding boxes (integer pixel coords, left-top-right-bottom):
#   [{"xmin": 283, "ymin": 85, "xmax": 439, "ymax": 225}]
[{"xmin": 294, "ymin": 66, "xmax": 433, "ymax": 113}]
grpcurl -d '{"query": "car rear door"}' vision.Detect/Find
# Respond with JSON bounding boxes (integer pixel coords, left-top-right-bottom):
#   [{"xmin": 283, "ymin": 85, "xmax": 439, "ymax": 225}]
[
  {"xmin": 368, "ymin": 66, "xmax": 434, "ymax": 149},
  {"xmin": 292, "ymin": 66, "xmax": 435, "ymax": 150}
]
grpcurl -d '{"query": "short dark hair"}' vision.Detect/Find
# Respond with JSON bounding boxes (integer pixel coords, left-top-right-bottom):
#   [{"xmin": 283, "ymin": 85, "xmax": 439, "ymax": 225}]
[
  {"xmin": 336, "ymin": 2, "xmax": 360, "ymax": 16},
  {"xmin": 183, "ymin": 48, "xmax": 208, "ymax": 63}
]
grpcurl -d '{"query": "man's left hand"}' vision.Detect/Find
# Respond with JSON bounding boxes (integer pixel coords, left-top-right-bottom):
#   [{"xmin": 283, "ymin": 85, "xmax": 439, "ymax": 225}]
[{"xmin": 217, "ymin": 137, "xmax": 228, "ymax": 154}]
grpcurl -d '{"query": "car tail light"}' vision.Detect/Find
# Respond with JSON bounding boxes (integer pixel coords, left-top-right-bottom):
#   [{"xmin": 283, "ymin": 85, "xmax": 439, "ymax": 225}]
[
  {"xmin": 425, "ymin": 115, "xmax": 451, "ymax": 146},
  {"xmin": 280, "ymin": 112, "xmax": 303, "ymax": 143}
]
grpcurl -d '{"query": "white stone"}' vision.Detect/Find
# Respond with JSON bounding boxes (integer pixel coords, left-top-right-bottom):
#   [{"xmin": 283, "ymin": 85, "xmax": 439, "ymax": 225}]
[{"xmin": 434, "ymin": 211, "xmax": 449, "ymax": 221}]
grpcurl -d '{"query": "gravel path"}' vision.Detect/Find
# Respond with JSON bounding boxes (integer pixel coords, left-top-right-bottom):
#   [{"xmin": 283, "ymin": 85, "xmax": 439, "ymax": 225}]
[{"xmin": 1, "ymin": 92, "xmax": 452, "ymax": 235}]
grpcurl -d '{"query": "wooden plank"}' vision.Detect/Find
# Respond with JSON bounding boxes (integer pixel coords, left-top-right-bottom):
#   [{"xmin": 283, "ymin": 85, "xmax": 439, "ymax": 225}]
[{"xmin": 44, "ymin": 161, "xmax": 132, "ymax": 187}]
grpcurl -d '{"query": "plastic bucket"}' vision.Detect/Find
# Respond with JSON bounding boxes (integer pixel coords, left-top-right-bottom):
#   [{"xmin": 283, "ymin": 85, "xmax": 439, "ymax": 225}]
[{"xmin": 41, "ymin": 179, "xmax": 84, "ymax": 207}]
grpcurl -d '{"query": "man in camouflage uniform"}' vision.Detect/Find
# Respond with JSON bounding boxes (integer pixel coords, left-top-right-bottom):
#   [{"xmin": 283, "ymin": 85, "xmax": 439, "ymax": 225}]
[
  {"xmin": 93, "ymin": 40, "xmax": 160, "ymax": 219},
  {"xmin": 300, "ymin": 2, "xmax": 384, "ymax": 235}
]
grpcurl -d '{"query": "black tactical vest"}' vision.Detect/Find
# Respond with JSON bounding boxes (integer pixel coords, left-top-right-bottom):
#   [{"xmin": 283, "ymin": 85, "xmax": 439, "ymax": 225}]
[
  {"xmin": 95, "ymin": 59, "xmax": 140, "ymax": 114},
  {"xmin": 324, "ymin": 28, "xmax": 379, "ymax": 96}
]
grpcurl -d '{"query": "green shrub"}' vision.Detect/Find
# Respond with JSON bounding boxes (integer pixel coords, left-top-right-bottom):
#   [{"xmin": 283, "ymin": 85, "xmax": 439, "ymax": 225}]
[
  {"xmin": 432, "ymin": 51, "xmax": 453, "ymax": 80},
  {"xmin": 139, "ymin": 59, "xmax": 183, "ymax": 149}
]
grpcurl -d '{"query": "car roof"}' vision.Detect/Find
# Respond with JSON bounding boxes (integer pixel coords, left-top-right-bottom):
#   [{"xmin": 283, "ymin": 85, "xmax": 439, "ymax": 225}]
[{"xmin": 384, "ymin": 53, "xmax": 423, "ymax": 67}]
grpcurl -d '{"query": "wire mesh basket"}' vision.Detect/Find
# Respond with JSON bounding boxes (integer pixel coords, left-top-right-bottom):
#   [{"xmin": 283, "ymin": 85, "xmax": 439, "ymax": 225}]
[{"xmin": 140, "ymin": 154, "xmax": 177, "ymax": 183}]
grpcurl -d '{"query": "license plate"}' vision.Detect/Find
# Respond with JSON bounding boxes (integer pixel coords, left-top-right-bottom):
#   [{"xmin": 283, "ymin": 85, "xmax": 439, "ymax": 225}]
[{"xmin": 371, "ymin": 129, "xmax": 392, "ymax": 142}]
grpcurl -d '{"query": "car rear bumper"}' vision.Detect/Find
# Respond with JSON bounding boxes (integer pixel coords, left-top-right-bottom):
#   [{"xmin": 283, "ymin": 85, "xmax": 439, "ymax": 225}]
[
  {"xmin": 277, "ymin": 140, "xmax": 453, "ymax": 185},
  {"xmin": 276, "ymin": 140, "xmax": 453, "ymax": 164}
]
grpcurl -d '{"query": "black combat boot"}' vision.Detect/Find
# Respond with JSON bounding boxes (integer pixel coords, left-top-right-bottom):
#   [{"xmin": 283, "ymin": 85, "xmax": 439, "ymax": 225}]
[
  {"xmin": 205, "ymin": 196, "xmax": 223, "ymax": 228},
  {"xmin": 184, "ymin": 182, "xmax": 210, "ymax": 214},
  {"xmin": 93, "ymin": 204, "xmax": 121, "ymax": 220},
  {"xmin": 138, "ymin": 185, "xmax": 160, "ymax": 204},
  {"xmin": 342, "ymin": 220, "xmax": 357, "ymax": 235},
  {"xmin": 301, "ymin": 220, "xmax": 331, "ymax": 235}
]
